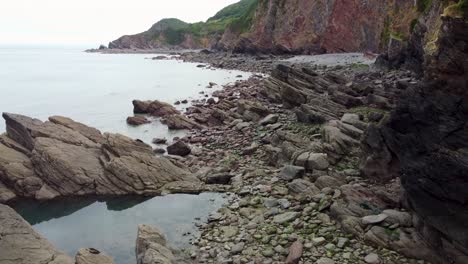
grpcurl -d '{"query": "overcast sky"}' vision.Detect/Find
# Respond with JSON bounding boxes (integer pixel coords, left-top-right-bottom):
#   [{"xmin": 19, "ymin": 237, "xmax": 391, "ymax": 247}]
[{"xmin": 0, "ymin": 0, "xmax": 239, "ymax": 46}]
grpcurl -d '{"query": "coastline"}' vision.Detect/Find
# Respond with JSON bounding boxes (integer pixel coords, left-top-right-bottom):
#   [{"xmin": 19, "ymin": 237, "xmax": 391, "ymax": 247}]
[{"xmin": 0, "ymin": 50, "xmax": 436, "ymax": 264}]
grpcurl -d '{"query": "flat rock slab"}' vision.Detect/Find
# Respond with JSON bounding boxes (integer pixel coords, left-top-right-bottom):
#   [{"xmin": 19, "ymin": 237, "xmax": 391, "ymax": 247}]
[
  {"xmin": 273, "ymin": 212, "xmax": 300, "ymax": 224},
  {"xmin": 362, "ymin": 214, "xmax": 388, "ymax": 225},
  {"xmin": 0, "ymin": 204, "xmax": 74, "ymax": 264}
]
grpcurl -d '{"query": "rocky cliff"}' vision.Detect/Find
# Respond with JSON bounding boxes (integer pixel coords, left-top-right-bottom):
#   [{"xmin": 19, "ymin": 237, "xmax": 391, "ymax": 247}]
[
  {"xmin": 361, "ymin": 0, "xmax": 467, "ymax": 262},
  {"xmin": 107, "ymin": 0, "xmax": 432, "ymax": 54}
]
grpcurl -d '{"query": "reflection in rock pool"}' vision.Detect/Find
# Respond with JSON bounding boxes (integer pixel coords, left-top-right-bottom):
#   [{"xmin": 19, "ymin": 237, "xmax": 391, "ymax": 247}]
[{"xmin": 12, "ymin": 193, "xmax": 228, "ymax": 264}]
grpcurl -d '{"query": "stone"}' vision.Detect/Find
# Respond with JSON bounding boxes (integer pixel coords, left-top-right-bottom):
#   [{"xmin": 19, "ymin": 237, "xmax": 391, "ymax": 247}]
[
  {"xmin": 279, "ymin": 165, "xmax": 305, "ymax": 181},
  {"xmin": 287, "ymin": 179, "xmax": 320, "ymax": 195},
  {"xmin": 205, "ymin": 173, "xmax": 233, "ymax": 185},
  {"xmin": 126, "ymin": 116, "xmax": 150, "ymax": 126},
  {"xmin": 295, "ymin": 152, "xmax": 329, "ymax": 171},
  {"xmin": 364, "ymin": 253, "xmax": 381, "ymax": 264},
  {"xmin": 273, "ymin": 212, "xmax": 300, "ymax": 224},
  {"xmin": 75, "ymin": 248, "xmax": 115, "ymax": 264},
  {"xmin": 312, "ymin": 237, "xmax": 326, "ymax": 246},
  {"xmin": 152, "ymin": 138, "xmax": 167, "ymax": 144},
  {"xmin": 136, "ymin": 224, "xmax": 175, "ymax": 264},
  {"xmin": 285, "ymin": 241, "xmax": 303, "ymax": 264},
  {"xmin": 220, "ymin": 226, "xmax": 239, "ymax": 238},
  {"xmin": 362, "ymin": 214, "xmax": 388, "ymax": 225},
  {"xmin": 132, "ymin": 100, "xmax": 179, "ymax": 117},
  {"xmin": 314, "ymin": 175, "xmax": 344, "ymax": 189},
  {"xmin": 259, "ymin": 114, "xmax": 279, "ymax": 126},
  {"xmin": 161, "ymin": 114, "xmax": 202, "ymax": 130},
  {"xmin": 316, "ymin": 257, "xmax": 335, "ymax": 264},
  {"xmin": 382, "ymin": 209, "xmax": 412, "ymax": 227},
  {"xmin": 231, "ymin": 242, "xmax": 245, "ymax": 254},
  {"xmin": 167, "ymin": 140, "xmax": 191, "ymax": 156},
  {"xmin": 0, "ymin": 204, "xmax": 74, "ymax": 264}
]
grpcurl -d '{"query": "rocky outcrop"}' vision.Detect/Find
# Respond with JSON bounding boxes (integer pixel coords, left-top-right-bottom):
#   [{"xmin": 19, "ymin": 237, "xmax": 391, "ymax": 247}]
[
  {"xmin": 136, "ymin": 224, "xmax": 176, "ymax": 264},
  {"xmin": 0, "ymin": 113, "xmax": 197, "ymax": 203},
  {"xmin": 361, "ymin": 10, "xmax": 468, "ymax": 264},
  {"xmin": 0, "ymin": 204, "xmax": 74, "ymax": 264}
]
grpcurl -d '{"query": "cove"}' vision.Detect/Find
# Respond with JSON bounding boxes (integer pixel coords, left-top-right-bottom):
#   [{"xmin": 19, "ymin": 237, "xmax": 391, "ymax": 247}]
[{"xmin": 11, "ymin": 193, "xmax": 229, "ymax": 264}]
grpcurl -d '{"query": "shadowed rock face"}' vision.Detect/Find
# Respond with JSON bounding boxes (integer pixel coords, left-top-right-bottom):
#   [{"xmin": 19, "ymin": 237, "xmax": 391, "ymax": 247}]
[
  {"xmin": 0, "ymin": 113, "xmax": 196, "ymax": 203},
  {"xmin": 361, "ymin": 15, "xmax": 468, "ymax": 263},
  {"xmin": 0, "ymin": 204, "xmax": 74, "ymax": 264}
]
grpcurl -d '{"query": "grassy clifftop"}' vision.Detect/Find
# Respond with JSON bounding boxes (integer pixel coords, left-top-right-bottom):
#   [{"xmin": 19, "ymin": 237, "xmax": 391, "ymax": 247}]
[{"xmin": 147, "ymin": 0, "xmax": 259, "ymax": 46}]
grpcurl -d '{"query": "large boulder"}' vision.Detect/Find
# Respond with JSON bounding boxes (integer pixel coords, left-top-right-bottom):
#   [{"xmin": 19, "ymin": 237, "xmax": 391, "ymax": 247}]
[
  {"xmin": 133, "ymin": 100, "xmax": 180, "ymax": 117},
  {"xmin": 0, "ymin": 204, "xmax": 74, "ymax": 264},
  {"xmin": 0, "ymin": 113, "xmax": 196, "ymax": 201},
  {"xmin": 167, "ymin": 141, "xmax": 191, "ymax": 157}
]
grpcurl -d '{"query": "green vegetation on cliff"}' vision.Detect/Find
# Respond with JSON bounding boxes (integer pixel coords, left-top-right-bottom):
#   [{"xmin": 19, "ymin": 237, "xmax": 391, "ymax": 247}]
[{"xmin": 147, "ymin": 0, "xmax": 259, "ymax": 46}]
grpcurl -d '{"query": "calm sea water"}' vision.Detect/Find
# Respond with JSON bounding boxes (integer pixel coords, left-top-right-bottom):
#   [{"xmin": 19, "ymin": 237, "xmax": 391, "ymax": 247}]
[
  {"xmin": 0, "ymin": 45, "xmax": 249, "ymax": 144},
  {"xmin": 1, "ymin": 46, "xmax": 245, "ymax": 263}
]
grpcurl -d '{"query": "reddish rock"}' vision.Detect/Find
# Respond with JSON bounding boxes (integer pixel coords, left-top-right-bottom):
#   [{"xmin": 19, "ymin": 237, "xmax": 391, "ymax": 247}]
[{"xmin": 132, "ymin": 100, "xmax": 179, "ymax": 117}]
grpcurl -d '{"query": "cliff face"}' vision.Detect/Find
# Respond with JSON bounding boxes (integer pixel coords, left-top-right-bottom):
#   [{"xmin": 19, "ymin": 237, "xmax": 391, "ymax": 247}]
[
  {"xmin": 361, "ymin": 1, "xmax": 468, "ymax": 262},
  {"xmin": 223, "ymin": 0, "xmax": 418, "ymax": 54},
  {"xmin": 108, "ymin": 0, "xmax": 422, "ymax": 54}
]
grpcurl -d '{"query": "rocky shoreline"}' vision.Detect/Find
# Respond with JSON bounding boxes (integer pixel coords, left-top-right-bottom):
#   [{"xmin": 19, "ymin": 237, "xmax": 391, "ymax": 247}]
[
  {"xmin": 1, "ymin": 27, "xmax": 466, "ymax": 263},
  {"xmin": 0, "ymin": 53, "xmax": 446, "ymax": 264}
]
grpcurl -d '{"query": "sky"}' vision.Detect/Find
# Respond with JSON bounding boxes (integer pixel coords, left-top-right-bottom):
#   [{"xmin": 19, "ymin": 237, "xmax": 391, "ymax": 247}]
[{"xmin": 0, "ymin": 0, "xmax": 240, "ymax": 46}]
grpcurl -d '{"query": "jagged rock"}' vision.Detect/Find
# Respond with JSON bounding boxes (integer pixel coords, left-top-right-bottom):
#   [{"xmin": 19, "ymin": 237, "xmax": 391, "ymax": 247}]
[
  {"xmin": 133, "ymin": 100, "xmax": 179, "ymax": 117},
  {"xmin": 0, "ymin": 113, "xmax": 195, "ymax": 200},
  {"xmin": 287, "ymin": 179, "xmax": 320, "ymax": 195},
  {"xmin": 259, "ymin": 114, "xmax": 279, "ymax": 125},
  {"xmin": 237, "ymin": 100, "xmax": 270, "ymax": 121},
  {"xmin": 295, "ymin": 152, "xmax": 329, "ymax": 171},
  {"xmin": 161, "ymin": 114, "xmax": 202, "ymax": 130},
  {"xmin": 160, "ymin": 181, "xmax": 204, "ymax": 194},
  {"xmin": 75, "ymin": 248, "xmax": 115, "ymax": 264},
  {"xmin": 364, "ymin": 226, "xmax": 441, "ymax": 263},
  {"xmin": 0, "ymin": 182, "xmax": 16, "ymax": 203},
  {"xmin": 382, "ymin": 209, "xmax": 412, "ymax": 227},
  {"xmin": 0, "ymin": 204, "xmax": 74, "ymax": 264},
  {"xmin": 136, "ymin": 224, "xmax": 175, "ymax": 264},
  {"xmin": 127, "ymin": 116, "xmax": 150, "ymax": 126},
  {"xmin": 166, "ymin": 140, "xmax": 191, "ymax": 156},
  {"xmin": 315, "ymin": 175, "xmax": 344, "ymax": 189},
  {"xmin": 278, "ymin": 165, "xmax": 305, "ymax": 181},
  {"xmin": 362, "ymin": 214, "xmax": 388, "ymax": 225},
  {"xmin": 273, "ymin": 212, "xmax": 300, "ymax": 224}
]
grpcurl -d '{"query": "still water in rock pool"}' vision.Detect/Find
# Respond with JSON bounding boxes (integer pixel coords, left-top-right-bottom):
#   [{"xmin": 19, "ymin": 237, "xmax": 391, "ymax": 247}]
[{"xmin": 12, "ymin": 193, "xmax": 229, "ymax": 264}]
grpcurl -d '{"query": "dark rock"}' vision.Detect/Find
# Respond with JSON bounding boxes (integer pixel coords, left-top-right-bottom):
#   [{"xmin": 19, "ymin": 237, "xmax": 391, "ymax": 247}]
[
  {"xmin": 132, "ymin": 100, "xmax": 179, "ymax": 117},
  {"xmin": 278, "ymin": 165, "xmax": 305, "ymax": 181},
  {"xmin": 126, "ymin": 116, "xmax": 150, "ymax": 126},
  {"xmin": 152, "ymin": 138, "xmax": 167, "ymax": 144},
  {"xmin": 205, "ymin": 173, "xmax": 233, "ymax": 185},
  {"xmin": 167, "ymin": 140, "xmax": 191, "ymax": 156}
]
